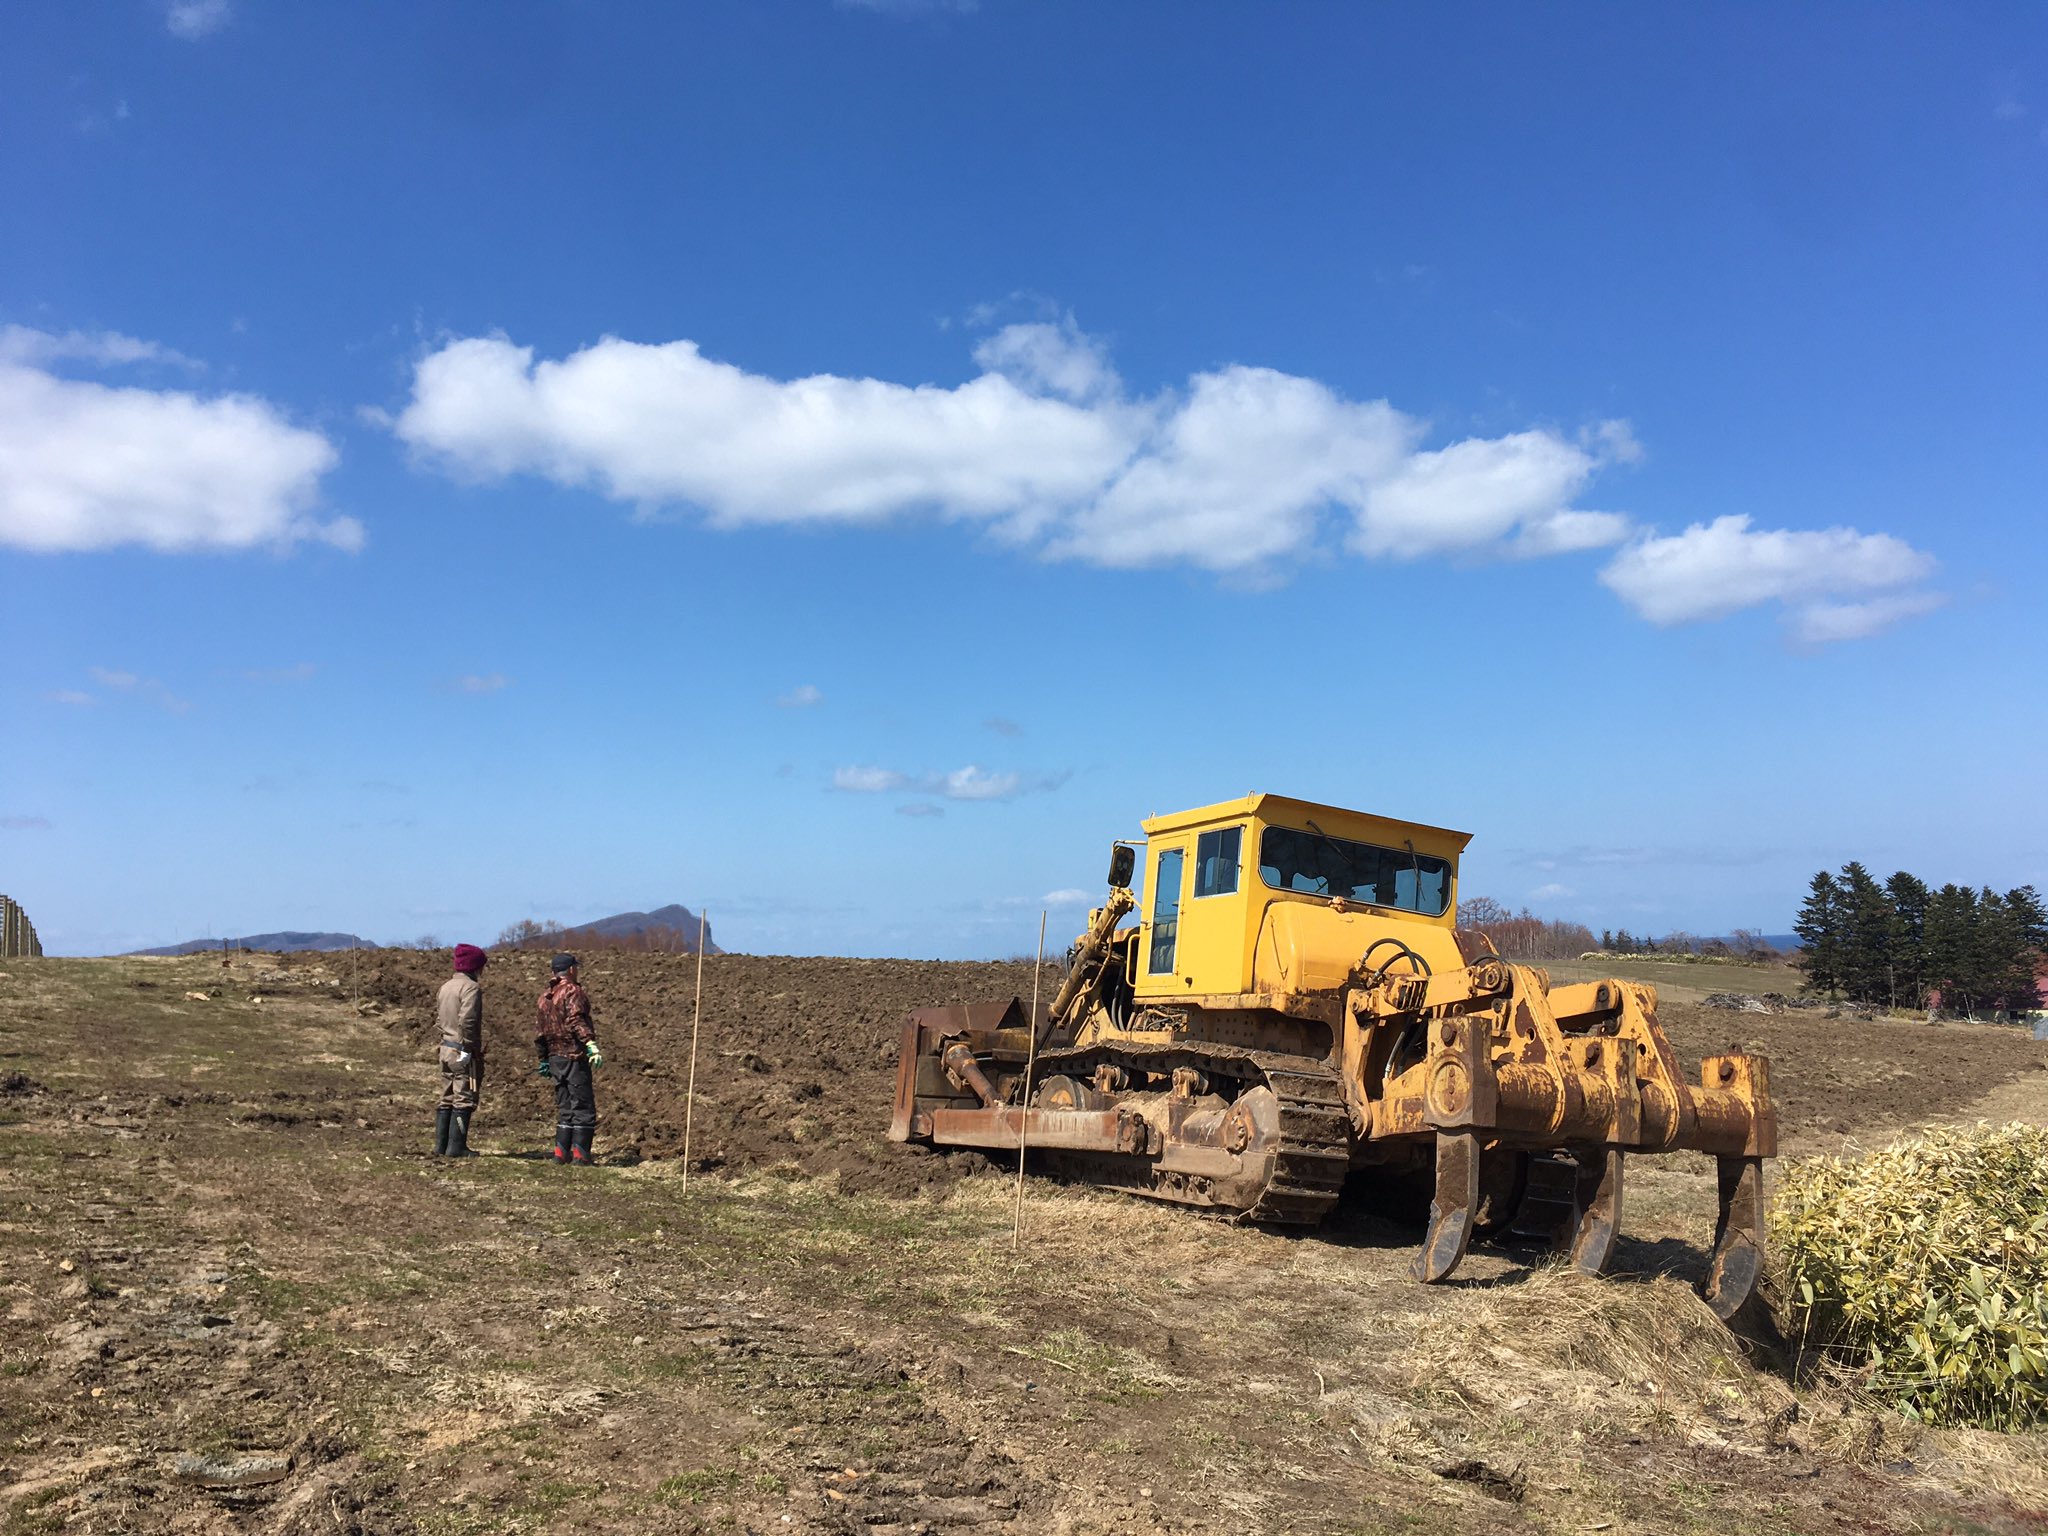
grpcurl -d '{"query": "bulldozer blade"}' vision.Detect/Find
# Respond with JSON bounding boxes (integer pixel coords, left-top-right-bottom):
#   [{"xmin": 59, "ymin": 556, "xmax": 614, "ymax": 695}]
[
  {"xmin": 1702, "ymin": 1154, "xmax": 1766, "ymax": 1322},
  {"xmin": 1413, "ymin": 1129, "xmax": 1481, "ymax": 1284},
  {"xmin": 1567, "ymin": 1147, "xmax": 1624, "ymax": 1277}
]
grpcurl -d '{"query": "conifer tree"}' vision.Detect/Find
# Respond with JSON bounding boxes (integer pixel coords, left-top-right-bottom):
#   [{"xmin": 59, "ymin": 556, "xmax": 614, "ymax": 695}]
[
  {"xmin": 1794, "ymin": 871, "xmax": 1844, "ymax": 996},
  {"xmin": 1923, "ymin": 884, "xmax": 1979, "ymax": 1017},
  {"xmin": 2008, "ymin": 885, "xmax": 2048, "ymax": 950},
  {"xmin": 1838, "ymin": 861, "xmax": 1893, "ymax": 1005},
  {"xmin": 1885, "ymin": 871, "xmax": 1930, "ymax": 1009}
]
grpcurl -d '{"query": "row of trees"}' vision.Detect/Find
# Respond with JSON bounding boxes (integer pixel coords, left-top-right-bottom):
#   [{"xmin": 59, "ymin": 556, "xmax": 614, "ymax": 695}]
[
  {"xmin": 1455, "ymin": 898, "xmax": 1779, "ymax": 962},
  {"xmin": 1795, "ymin": 864, "xmax": 2046, "ymax": 1017},
  {"xmin": 1599, "ymin": 927, "xmax": 1781, "ymax": 960},
  {"xmin": 1455, "ymin": 898, "xmax": 1597, "ymax": 960}
]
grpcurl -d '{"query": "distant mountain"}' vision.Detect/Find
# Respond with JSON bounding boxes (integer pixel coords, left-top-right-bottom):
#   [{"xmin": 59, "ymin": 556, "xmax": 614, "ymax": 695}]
[
  {"xmin": 131, "ymin": 931, "xmax": 370, "ymax": 956},
  {"xmin": 562, "ymin": 903, "xmax": 721, "ymax": 954}
]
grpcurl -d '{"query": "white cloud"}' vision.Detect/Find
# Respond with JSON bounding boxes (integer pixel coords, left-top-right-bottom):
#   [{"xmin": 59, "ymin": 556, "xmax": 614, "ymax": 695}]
[
  {"xmin": 776, "ymin": 683, "xmax": 824, "ymax": 708},
  {"xmin": 166, "ymin": 0, "xmax": 231, "ymax": 38},
  {"xmin": 832, "ymin": 763, "xmax": 1065, "ymax": 802},
  {"xmin": 1506, "ymin": 508, "xmax": 1632, "ymax": 559},
  {"xmin": 833, "ymin": 766, "xmax": 907, "ymax": 794},
  {"xmin": 389, "ymin": 322, "xmax": 1934, "ymax": 639},
  {"xmin": 0, "ymin": 326, "xmax": 197, "ymax": 371},
  {"xmin": 1582, "ymin": 418, "xmax": 1644, "ymax": 464},
  {"xmin": 452, "ymin": 674, "xmax": 509, "ymax": 694},
  {"xmin": 1051, "ymin": 367, "xmax": 1414, "ymax": 571},
  {"xmin": 972, "ymin": 319, "xmax": 1117, "ymax": 403},
  {"xmin": 1, "ymin": 815, "xmax": 52, "ymax": 831},
  {"xmin": 65, "ymin": 668, "xmax": 188, "ymax": 713},
  {"xmin": 1532, "ymin": 882, "xmax": 1575, "ymax": 901},
  {"xmin": 1788, "ymin": 590, "xmax": 1948, "ymax": 645},
  {"xmin": 1043, "ymin": 888, "xmax": 1091, "ymax": 906},
  {"xmin": 934, "ymin": 765, "xmax": 1019, "ymax": 801},
  {"xmin": 394, "ymin": 333, "xmax": 1132, "ymax": 533},
  {"xmin": 390, "ymin": 328, "xmax": 1613, "ymax": 577},
  {"xmin": 48, "ymin": 690, "xmax": 94, "ymax": 707},
  {"xmin": 1598, "ymin": 514, "xmax": 1939, "ymax": 639},
  {"xmin": 1354, "ymin": 430, "xmax": 1601, "ymax": 559},
  {"xmin": 0, "ymin": 331, "xmax": 348, "ymax": 554}
]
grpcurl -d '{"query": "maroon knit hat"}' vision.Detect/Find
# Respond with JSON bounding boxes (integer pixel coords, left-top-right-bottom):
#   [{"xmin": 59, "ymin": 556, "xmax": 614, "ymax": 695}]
[{"xmin": 452, "ymin": 943, "xmax": 487, "ymax": 973}]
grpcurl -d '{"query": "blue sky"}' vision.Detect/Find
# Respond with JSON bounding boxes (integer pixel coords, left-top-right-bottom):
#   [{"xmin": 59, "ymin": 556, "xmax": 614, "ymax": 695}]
[{"xmin": 3, "ymin": 1, "xmax": 2044, "ymax": 957}]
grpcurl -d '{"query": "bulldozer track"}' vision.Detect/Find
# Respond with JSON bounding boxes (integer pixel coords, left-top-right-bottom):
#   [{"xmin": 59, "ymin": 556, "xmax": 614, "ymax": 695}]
[
  {"xmin": 1506, "ymin": 1150, "xmax": 1579, "ymax": 1247},
  {"xmin": 1031, "ymin": 1042, "xmax": 1352, "ymax": 1228}
]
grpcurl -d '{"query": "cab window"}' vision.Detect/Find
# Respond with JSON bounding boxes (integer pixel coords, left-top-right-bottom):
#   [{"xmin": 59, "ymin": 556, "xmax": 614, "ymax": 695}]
[
  {"xmin": 1148, "ymin": 848, "xmax": 1184, "ymax": 973},
  {"xmin": 1257, "ymin": 826, "xmax": 1451, "ymax": 917},
  {"xmin": 1193, "ymin": 826, "xmax": 1241, "ymax": 898}
]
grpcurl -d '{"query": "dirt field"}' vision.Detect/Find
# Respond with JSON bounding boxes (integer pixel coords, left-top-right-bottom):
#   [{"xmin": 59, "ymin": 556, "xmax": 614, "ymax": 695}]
[{"xmin": 3, "ymin": 949, "xmax": 2046, "ymax": 1535}]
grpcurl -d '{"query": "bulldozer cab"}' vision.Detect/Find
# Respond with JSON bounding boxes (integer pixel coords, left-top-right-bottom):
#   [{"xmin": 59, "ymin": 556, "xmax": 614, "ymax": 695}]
[{"xmin": 1131, "ymin": 794, "xmax": 1472, "ymax": 1000}]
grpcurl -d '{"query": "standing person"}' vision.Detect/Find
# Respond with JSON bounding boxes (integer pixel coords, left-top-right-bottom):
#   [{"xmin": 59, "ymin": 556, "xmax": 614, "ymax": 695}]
[
  {"xmin": 535, "ymin": 953, "xmax": 604, "ymax": 1164},
  {"xmin": 435, "ymin": 943, "xmax": 489, "ymax": 1157}
]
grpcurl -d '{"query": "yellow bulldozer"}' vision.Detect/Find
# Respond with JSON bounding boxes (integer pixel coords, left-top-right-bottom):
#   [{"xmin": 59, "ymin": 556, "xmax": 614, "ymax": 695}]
[{"xmin": 890, "ymin": 794, "xmax": 1777, "ymax": 1319}]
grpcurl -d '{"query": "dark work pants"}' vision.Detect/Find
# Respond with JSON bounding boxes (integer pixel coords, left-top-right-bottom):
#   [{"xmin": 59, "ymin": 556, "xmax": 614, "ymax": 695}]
[{"xmin": 550, "ymin": 1055, "xmax": 596, "ymax": 1133}]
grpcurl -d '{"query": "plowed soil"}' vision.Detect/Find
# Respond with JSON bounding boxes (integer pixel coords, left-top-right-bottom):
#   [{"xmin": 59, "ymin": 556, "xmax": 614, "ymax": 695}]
[
  {"xmin": 3, "ymin": 949, "xmax": 2045, "ymax": 1536},
  {"xmin": 358, "ymin": 949, "xmax": 1053, "ymax": 1193},
  {"xmin": 355, "ymin": 947, "xmax": 2048, "ymax": 1173}
]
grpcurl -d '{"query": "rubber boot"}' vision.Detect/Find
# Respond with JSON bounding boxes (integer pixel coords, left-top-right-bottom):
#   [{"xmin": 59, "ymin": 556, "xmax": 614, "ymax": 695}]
[
  {"xmin": 446, "ymin": 1111, "xmax": 477, "ymax": 1159},
  {"xmin": 434, "ymin": 1107, "xmax": 452, "ymax": 1157},
  {"xmin": 552, "ymin": 1126, "xmax": 571, "ymax": 1164},
  {"xmin": 570, "ymin": 1127, "xmax": 594, "ymax": 1166}
]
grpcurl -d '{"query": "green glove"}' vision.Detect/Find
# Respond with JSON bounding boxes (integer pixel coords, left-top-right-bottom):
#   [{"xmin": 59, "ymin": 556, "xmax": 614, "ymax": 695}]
[
  {"xmin": 535, "ymin": 1061, "xmax": 552, "ymax": 1079},
  {"xmin": 585, "ymin": 1041, "xmax": 604, "ymax": 1069}
]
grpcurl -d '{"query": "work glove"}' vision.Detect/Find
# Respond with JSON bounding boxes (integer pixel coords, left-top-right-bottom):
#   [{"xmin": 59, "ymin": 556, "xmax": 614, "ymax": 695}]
[
  {"xmin": 535, "ymin": 1061, "xmax": 552, "ymax": 1079},
  {"xmin": 584, "ymin": 1040, "xmax": 604, "ymax": 1069}
]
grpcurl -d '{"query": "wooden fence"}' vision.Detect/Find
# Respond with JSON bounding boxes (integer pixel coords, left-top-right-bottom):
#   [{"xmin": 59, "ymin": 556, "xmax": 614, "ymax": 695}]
[{"xmin": 0, "ymin": 895, "xmax": 43, "ymax": 959}]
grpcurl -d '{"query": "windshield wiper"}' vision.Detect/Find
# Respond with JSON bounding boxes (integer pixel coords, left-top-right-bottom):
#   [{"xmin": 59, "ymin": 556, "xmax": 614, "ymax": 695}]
[{"xmin": 1303, "ymin": 819, "xmax": 1365, "ymax": 892}]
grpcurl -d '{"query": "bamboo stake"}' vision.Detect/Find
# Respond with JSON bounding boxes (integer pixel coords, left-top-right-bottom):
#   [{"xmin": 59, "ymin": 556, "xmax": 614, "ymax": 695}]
[
  {"xmin": 1012, "ymin": 909, "xmax": 1048, "ymax": 1254},
  {"xmin": 681, "ymin": 910, "xmax": 707, "ymax": 1194},
  {"xmin": 679, "ymin": 909, "xmax": 712, "ymax": 1196}
]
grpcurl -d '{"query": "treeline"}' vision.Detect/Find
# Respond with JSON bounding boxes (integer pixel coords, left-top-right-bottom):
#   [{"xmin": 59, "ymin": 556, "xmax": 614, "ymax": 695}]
[
  {"xmin": 494, "ymin": 918, "xmax": 706, "ymax": 955},
  {"xmin": 1598, "ymin": 927, "xmax": 1780, "ymax": 961},
  {"xmin": 1455, "ymin": 898, "xmax": 1596, "ymax": 960},
  {"xmin": 1795, "ymin": 864, "xmax": 2046, "ymax": 1017},
  {"xmin": 1454, "ymin": 898, "xmax": 1778, "ymax": 962}
]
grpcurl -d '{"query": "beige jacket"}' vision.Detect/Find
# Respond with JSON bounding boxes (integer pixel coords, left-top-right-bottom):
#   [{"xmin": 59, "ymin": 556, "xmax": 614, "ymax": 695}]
[{"xmin": 436, "ymin": 973, "xmax": 484, "ymax": 1057}]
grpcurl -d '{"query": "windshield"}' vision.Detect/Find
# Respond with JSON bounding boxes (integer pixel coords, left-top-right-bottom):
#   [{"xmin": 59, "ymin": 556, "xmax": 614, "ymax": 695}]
[{"xmin": 1257, "ymin": 826, "xmax": 1452, "ymax": 917}]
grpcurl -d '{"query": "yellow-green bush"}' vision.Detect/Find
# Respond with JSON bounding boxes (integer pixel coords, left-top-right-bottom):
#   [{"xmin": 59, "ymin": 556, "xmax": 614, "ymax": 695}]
[{"xmin": 1771, "ymin": 1122, "xmax": 2048, "ymax": 1429}]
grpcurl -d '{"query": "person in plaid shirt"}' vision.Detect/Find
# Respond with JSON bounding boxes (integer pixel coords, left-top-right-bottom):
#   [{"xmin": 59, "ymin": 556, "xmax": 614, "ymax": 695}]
[{"xmin": 535, "ymin": 953, "xmax": 604, "ymax": 1164}]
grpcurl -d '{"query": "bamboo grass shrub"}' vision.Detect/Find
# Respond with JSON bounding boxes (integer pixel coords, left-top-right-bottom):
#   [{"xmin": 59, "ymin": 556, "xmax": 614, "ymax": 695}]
[{"xmin": 1771, "ymin": 1123, "xmax": 2048, "ymax": 1429}]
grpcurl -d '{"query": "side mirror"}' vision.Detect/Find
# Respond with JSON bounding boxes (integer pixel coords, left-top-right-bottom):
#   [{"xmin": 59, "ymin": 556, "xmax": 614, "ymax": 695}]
[{"xmin": 1107, "ymin": 844, "xmax": 1136, "ymax": 890}]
